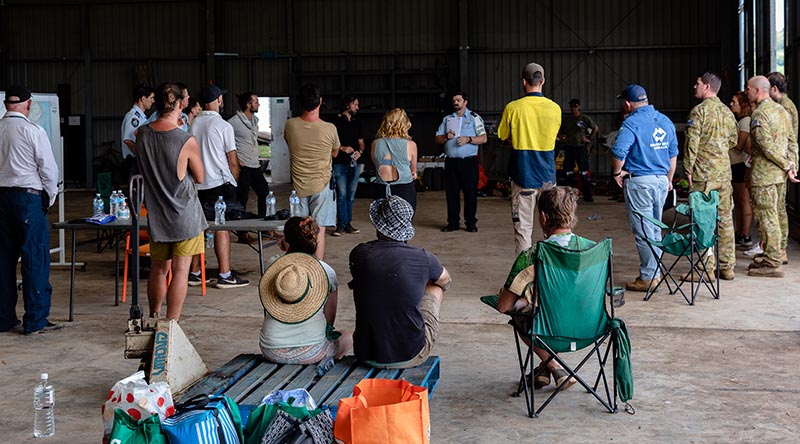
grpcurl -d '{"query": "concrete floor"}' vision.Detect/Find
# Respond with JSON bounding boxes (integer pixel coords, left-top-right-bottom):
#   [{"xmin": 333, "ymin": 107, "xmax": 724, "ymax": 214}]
[{"xmin": 1, "ymin": 186, "xmax": 799, "ymax": 443}]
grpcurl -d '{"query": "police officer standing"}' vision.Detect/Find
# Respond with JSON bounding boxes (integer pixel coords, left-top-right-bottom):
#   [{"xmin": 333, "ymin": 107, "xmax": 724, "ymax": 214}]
[
  {"xmin": 435, "ymin": 91, "xmax": 487, "ymax": 232},
  {"xmin": 683, "ymin": 72, "xmax": 739, "ymax": 280},
  {"xmin": 0, "ymin": 85, "xmax": 61, "ymax": 334},
  {"xmin": 558, "ymin": 98, "xmax": 598, "ymax": 202},
  {"xmin": 120, "ymin": 83, "xmax": 154, "ymax": 177},
  {"xmin": 745, "ymin": 75, "xmax": 799, "ymax": 278}
]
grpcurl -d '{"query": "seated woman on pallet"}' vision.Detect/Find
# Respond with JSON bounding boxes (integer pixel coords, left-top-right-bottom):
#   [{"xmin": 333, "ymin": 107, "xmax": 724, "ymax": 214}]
[
  {"xmin": 495, "ymin": 185, "xmax": 589, "ymax": 390},
  {"xmin": 258, "ymin": 216, "xmax": 352, "ymax": 364}
]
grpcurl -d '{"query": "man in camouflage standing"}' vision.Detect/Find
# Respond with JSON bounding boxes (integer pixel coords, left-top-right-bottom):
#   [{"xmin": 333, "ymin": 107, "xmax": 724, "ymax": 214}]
[
  {"xmin": 767, "ymin": 72, "xmax": 799, "ymax": 263},
  {"xmin": 683, "ymin": 72, "xmax": 739, "ymax": 280},
  {"xmin": 745, "ymin": 75, "xmax": 799, "ymax": 278}
]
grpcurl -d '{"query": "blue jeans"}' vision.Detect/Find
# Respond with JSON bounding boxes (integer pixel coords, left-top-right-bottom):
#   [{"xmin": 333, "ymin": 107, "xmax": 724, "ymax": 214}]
[
  {"xmin": 0, "ymin": 191, "xmax": 52, "ymax": 333},
  {"xmin": 623, "ymin": 175, "xmax": 668, "ymax": 279},
  {"xmin": 333, "ymin": 163, "xmax": 359, "ymax": 227}
]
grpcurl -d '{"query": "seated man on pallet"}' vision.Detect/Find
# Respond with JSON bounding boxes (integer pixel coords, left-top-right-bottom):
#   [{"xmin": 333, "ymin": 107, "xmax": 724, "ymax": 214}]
[
  {"xmin": 349, "ymin": 195, "xmax": 452, "ymax": 368},
  {"xmin": 495, "ymin": 184, "xmax": 588, "ymax": 390}
]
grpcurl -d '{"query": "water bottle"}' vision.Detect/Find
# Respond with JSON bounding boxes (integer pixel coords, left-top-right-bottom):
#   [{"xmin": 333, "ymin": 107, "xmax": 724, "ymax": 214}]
[
  {"xmin": 214, "ymin": 196, "xmax": 226, "ymax": 225},
  {"xmin": 265, "ymin": 191, "xmax": 277, "ymax": 217},
  {"xmin": 350, "ymin": 153, "xmax": 358, "ymax": 168},
  {"xmin": 205, "ymin": 231, "xmax": 214, "ymax": 248},
  {"xmin": 33, "ymin": 373, "xmax": 55, "ymax": 438},
  {"xmin": 289, "ymin": 190, "xmax": 301, "ymax": 217},
  {"xmin": 92, "ymin": 193, "xmax": 104, "ymax": 217},
  {"xmin": 109, "ymin": 191, "xmax": 117, "ymax": 216},
  {"xmin": 117, "ymin": 198, "xmax": 130, "ymax": 220}
]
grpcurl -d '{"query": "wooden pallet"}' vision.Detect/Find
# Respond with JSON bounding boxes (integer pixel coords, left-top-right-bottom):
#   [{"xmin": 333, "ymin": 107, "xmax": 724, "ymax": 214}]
[{"xmin": 175, "ymin": 354, "xmax": 440, "ymax": 423}]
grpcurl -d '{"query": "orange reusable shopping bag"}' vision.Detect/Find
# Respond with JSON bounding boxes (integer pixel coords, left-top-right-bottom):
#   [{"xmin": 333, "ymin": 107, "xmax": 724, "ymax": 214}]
[{"xmin": 333, "ymin": 378, "xmax": 430, "ymax": 444}]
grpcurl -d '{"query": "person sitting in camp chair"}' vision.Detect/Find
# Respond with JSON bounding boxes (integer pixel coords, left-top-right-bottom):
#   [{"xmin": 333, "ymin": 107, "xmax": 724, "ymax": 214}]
[{"xmin": 495, "ymin": 184, "xmax": 590, "ymax": 390}]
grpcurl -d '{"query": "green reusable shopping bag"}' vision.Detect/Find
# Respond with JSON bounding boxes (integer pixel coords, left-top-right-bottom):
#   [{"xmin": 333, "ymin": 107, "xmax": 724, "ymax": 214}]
[
  {"xmin": 108, "ymin": 408, "xmax": 167, "ymax": 444},
  {"xmin": 243, "ymin": 401, "xmax": 321, "ymax": 444}
]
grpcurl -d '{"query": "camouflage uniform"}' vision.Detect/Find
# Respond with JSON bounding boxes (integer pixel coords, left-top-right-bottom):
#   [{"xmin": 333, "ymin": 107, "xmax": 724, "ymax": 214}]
[
  {"xmin": 683, "ymin": 96, "xmax": 738, "ymax": 270},
  {"xmin": 776, "ymin": 95, "xmax": 799, "ymax": 251},
  {"xmin": 749, "ymin": 99, "xmax": 798, "ymax": 268}
]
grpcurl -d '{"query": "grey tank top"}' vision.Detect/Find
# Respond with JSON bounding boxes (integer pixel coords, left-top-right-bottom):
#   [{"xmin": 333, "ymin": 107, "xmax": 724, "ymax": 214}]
[
  {"xmin": 372, "ymin": 138, "xmax": 413, "ymax": 185},
  {"xmin": 137, "ymin": 125, "xmax": 208, "ymax": 242}
]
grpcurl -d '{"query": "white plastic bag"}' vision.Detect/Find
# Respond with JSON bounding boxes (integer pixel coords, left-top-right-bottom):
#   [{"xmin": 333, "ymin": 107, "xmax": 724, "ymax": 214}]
[{"xmin": 101, "ymin": 371, "xmax": 174, "ymax": 440}]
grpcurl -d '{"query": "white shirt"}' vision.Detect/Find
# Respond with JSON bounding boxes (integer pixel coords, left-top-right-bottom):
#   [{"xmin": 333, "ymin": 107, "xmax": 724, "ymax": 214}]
[
  {"xmin": 0, "ymin": 112, "xmax": 59, "ymax": 206},
  {"xmin": 120, "ymin": 105, "xmax": 147, "ymax": 159},
  {"xmin": 191, "ymin": 110, "xmax": 237, "ymax": 189}
]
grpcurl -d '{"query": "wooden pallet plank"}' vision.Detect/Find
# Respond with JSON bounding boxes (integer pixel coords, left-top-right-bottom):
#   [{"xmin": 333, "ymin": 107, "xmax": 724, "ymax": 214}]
[
  {"xmin": 223, "ymin": 361, "xmax": 278, "ymax": 403},
  {"xmin": 371, "ymin": 368, "xmax": 401, "ymax": 380},
  {"xmin": 397, "ymin": 356, "xmax": 440, "ymax": 396},
  {"xmin": 240, "ymin": 364, "xmax": 303, "ymax": 406},
  {"xmin": 321, "ymin": 365, "xmax": 373, "ymax": 408},
  {"xmin": 308, "ymin": 356, "xmax": 356, "ymax": 404},
  {"xmin": 285, "ymin": 364, "xmax": 319, "ymax": 390},
  {"xmin": 175, "ymin": 354, "xmax": 260, "ymax": 402}
]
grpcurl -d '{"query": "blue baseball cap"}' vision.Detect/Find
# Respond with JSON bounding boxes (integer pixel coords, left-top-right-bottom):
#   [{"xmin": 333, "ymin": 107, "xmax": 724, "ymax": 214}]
[{"xmin": 617, "ymin": 84, "xmax": 648, "ymax": 102}]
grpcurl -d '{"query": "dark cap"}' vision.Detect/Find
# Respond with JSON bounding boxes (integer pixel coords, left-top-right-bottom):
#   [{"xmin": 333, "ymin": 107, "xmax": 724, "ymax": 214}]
[
  {"xmin": 199, "ymin": 84, "xmax": 227, "ymax": 104},
  {"xmin": 569, "ymin": 98, "xmax": 581, "ymax": 106},
  {"xmin": 4, "ymin": 84, "xmax": 32, "ymax": 104},
  {"xmin": 617, "ymin": 85, "xmax": 648, "ymax": 102},
  {"xmin": 522, "ymin": 62, "xmax": 545, "ymax": 82}
]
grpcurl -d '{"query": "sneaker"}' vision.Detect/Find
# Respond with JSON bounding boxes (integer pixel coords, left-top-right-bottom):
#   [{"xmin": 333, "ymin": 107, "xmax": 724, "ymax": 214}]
[
  {"xmin": 747, "ymin": 265, "xmax": 784, "ymax": 278},
  {"xmin": 737, "ymin": 236, "xmax": 753, "ymax": 247},
  {"xmin": 188, "ymin": 273, "xmax": 211, "ymax": 287},
  {"xmin": 215, "ymin": 274, "xmax": 250, "ymax": 289},
  {"xmin": 743, "ymin": 244, "xmax": 763, "ymax": 257},
  {"xmin": 344, "ymin": 224, "xmax": 360, "ymax": 234},
  {"xmin": 625, "ymin": 275, "xmax": 660, "ymax": 292},
  {"xmin": 25, "ymin": 322, "xmax": 63, "ymax": 335},
  {"xmin": 331, "ymin": 226, "xmax": 345, "ymax": 237}
]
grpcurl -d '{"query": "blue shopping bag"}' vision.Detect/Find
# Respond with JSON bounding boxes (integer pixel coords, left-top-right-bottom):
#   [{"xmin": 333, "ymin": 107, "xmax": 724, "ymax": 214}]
[{"xmin": 161, "ymin": 395, "xmax": 243, "ymax": 444}]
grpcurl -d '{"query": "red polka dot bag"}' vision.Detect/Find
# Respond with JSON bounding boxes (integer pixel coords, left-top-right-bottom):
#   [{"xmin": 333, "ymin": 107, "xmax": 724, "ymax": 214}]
[{"xmin": 101, "ymin": 371, "xmax": 175, "ymax": 442}]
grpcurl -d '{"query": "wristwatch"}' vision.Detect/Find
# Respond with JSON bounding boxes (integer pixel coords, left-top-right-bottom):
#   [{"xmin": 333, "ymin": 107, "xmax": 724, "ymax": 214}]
[{"xmin": 468, "ymin": 136, "xmax": 473, "ymax": 144}]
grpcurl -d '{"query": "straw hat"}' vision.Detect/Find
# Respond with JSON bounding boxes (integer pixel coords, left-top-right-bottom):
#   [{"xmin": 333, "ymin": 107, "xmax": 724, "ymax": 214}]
[{"xmin": 259, "ymin": 253, "xmax": 329, "ymax": 324}]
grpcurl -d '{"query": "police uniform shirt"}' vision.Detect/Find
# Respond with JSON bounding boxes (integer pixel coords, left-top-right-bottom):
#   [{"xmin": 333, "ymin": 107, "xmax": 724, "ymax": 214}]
[
  {"xmin": 0, "ymin": 111, "xmax": 59, "ymax": 206},
  {"xmin": 436, "ymin": 108, "xmax": 486, "ymax": 158},
  {"xmin": 121, "ymin": 105, "xmax": 147, "ymax": 159}
]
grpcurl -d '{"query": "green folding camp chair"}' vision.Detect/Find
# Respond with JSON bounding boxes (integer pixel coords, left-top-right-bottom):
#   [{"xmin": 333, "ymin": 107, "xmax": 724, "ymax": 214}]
[
  {"xmin": 481, "ymin": 238, "xmax": 633, "ymax": 417},
  {"xmin": 633, "ymin": 190, "xmax": 720, "ymax": 305}
]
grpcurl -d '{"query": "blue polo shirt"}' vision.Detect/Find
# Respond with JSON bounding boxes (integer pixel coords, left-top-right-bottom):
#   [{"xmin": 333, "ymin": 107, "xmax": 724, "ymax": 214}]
[
  {"xmin": 436, "ymin": 108, "xmax": 486, "ymax": 158},
  {"xmin": 611, "ymin": 105, "xmax": 678, "ymax": 176}
]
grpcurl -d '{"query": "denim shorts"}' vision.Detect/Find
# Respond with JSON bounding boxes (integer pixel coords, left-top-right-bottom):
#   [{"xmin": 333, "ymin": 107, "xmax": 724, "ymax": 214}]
[{"xmin": 300, "ymin": 187, "xmax": 336, "ymax": 227}]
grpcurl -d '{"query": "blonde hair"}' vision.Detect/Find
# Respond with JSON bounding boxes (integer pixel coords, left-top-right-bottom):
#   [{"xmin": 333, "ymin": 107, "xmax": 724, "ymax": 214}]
[{"xmin": 376, "ymin": 108, "xmax": 412, "ymax": 139}]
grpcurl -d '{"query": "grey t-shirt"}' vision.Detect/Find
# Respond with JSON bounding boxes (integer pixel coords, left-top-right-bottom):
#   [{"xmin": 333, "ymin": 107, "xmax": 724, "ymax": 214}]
[{"xmin": 228, "ymin": 111, "xmax": 260, "ymax": 168}]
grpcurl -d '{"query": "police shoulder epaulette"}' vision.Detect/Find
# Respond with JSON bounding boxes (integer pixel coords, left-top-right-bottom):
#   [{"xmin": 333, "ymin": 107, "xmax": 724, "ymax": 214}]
[{"xmin": 471, "ymin": 111, "xmax": 479, "ymax": 118}]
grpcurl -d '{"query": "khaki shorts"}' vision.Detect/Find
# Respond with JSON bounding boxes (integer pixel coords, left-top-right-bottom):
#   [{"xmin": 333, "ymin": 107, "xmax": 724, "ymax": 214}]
[
  {"xmin": 149, "ymin": 233, "xmax": 204, "ymax": 261},
  {"xmin": 370, "ymin": 289, "xmax": 441, "ymax": 369}
]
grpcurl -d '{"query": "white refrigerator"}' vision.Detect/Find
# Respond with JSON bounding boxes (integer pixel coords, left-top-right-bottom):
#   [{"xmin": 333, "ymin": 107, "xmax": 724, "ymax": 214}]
[{"xmin": 256, "ymin": 97, "xmax": 291, "ymax": 184}]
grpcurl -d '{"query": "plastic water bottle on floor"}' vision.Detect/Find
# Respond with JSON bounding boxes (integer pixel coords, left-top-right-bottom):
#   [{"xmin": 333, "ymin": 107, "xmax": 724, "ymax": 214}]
[
  {"xmin": 265, "ymin": 191, "xmax": 276, "ymax": 217},
  {"xmin": 33, "ymin": 373, "xmax": 55, "ymax": 438},
  {"xmin": 92, "ymin": 193, "xmax": 104, "ymax": 217},
  {"xmin": 289, "ymin": 190, "xmax": 301, "ymax": 217},
  {"xmin": 214, "ymin": 196, "xmax": 226, "ymax": 225}
]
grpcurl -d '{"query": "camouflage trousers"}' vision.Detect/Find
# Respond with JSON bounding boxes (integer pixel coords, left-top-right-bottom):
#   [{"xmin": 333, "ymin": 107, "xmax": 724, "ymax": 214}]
[
  {"xmin": 751, "ymin": 184, "xmax": 783, "ymax": 267},
  {"xmin": 691, "ymin": 181, "xmax": 734, "ymax": 270},
  {"xmin": 777, "ymin": 181, "xmax": 788, "ymax": 250}
]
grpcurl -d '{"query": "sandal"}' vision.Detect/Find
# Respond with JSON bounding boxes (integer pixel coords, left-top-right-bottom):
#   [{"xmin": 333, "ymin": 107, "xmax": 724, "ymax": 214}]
[
  {"xmin": 526, "ymin": 364, "xmax": 551, "ymax": 389},
  {"xmin": 552, "ymin": 368, "xmax": 577, "ymax": 391}
]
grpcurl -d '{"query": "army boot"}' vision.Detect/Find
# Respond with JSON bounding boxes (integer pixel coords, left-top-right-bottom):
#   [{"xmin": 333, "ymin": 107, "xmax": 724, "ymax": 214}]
[{"xmin": 747, "ymin": 265, "xmax": 784, "ymax": 278}]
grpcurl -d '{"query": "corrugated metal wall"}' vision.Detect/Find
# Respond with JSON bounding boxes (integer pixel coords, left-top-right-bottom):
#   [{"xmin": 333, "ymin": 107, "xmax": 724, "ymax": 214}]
[{"xmin": 1, "ymin": 0, "xmax": 744, "ymax": 184}]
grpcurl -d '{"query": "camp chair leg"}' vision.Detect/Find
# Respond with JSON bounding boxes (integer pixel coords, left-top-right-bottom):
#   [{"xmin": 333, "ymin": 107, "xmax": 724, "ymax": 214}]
[{"xmin": 511, "ymin": 319, "xmax": 534, "ymax": 417}]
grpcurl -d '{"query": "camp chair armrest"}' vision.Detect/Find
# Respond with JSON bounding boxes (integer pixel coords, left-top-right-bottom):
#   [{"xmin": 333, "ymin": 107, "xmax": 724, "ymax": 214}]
[
  {"xmin": 632, "ymin": 210, "xmax": 669, "ymax": 229},
  {"xmin": 675, "ymin": 203, "xmax": 690, "ymax": 216}
]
